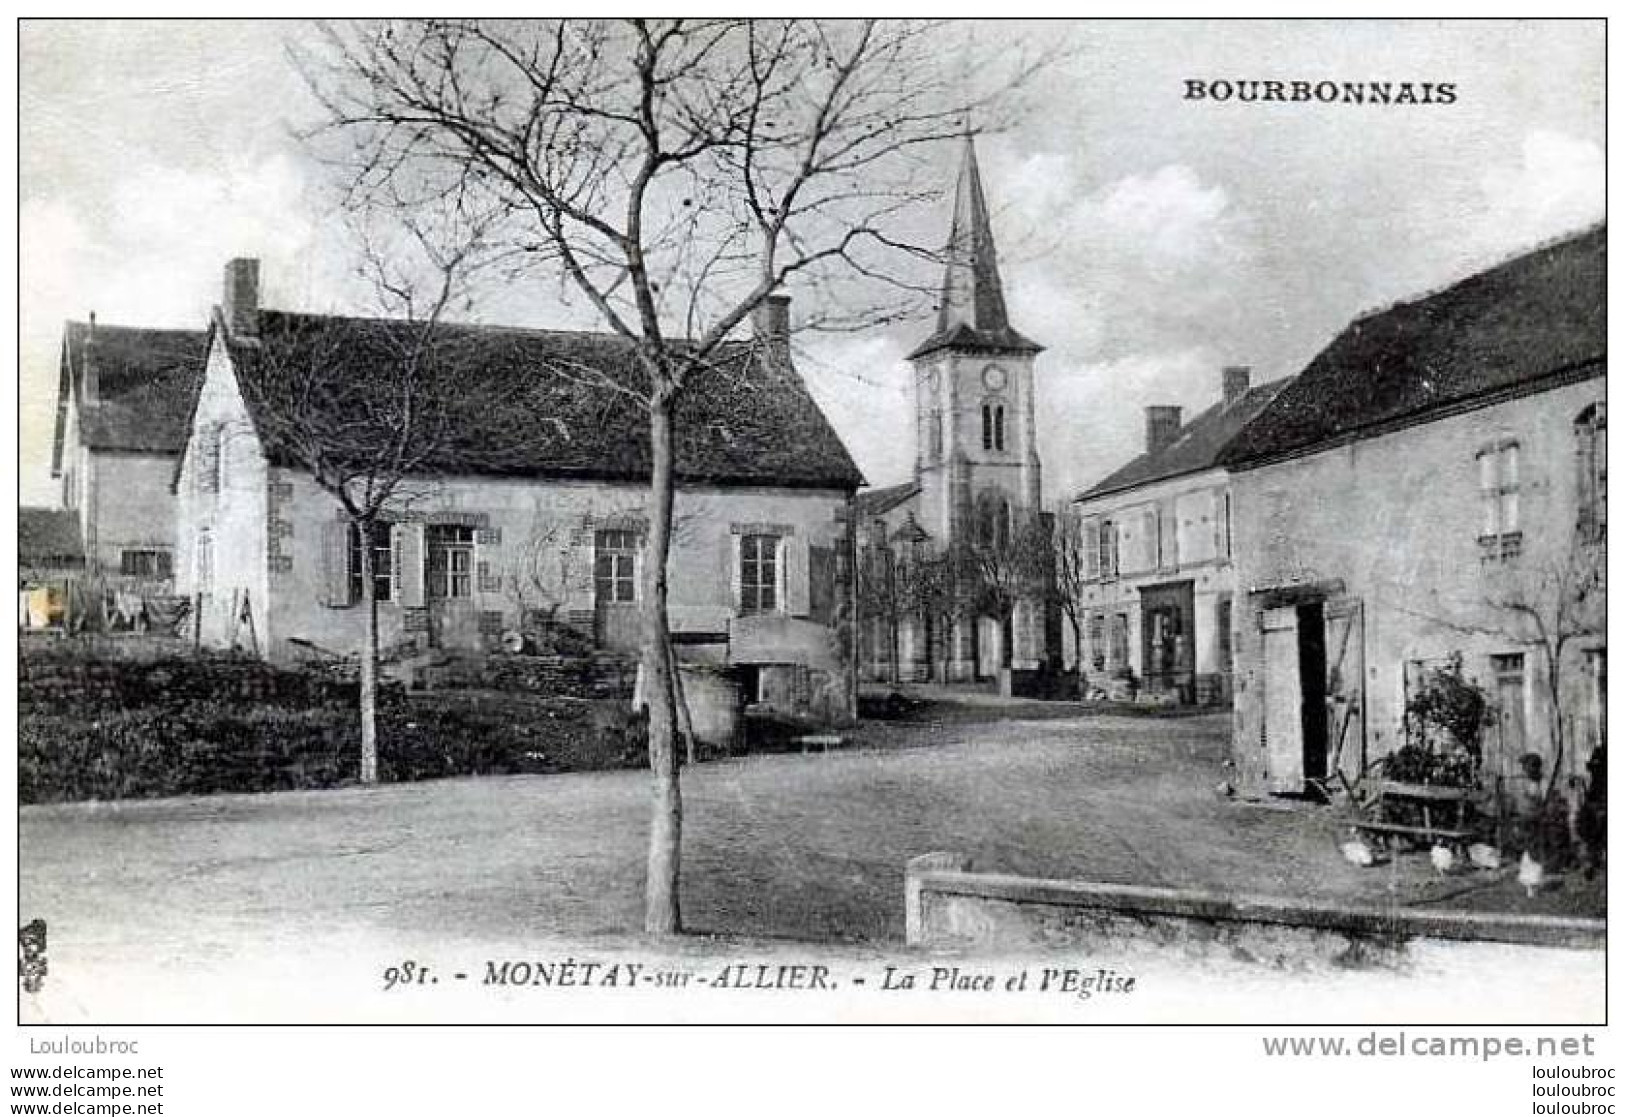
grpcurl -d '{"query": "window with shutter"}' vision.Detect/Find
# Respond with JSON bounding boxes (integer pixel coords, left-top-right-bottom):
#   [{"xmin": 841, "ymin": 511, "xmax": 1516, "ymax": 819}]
[
  {"xmin": 1577, "ymin": 403, "xmax": 1606, "ymax": 543},
  {"xmin": 1082, "ymin": 517, "xmax": 1100, "ymax": 580}
]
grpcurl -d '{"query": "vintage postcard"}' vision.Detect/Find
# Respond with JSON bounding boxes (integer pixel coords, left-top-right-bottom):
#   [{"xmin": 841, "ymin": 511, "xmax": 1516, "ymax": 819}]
[{"xmin": 13, "ymin": 17, "xmax": 1606, "ymax": 1049}]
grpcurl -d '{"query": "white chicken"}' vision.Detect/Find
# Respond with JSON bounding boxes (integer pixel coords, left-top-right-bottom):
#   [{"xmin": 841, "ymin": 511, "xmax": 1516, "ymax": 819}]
[
  {"xmin": 1467, "ymin": 843, "xmax": 1502, "ymax": 871},
  {"xmin": 1519, "ymin": 851, "xmax": 1545, "ymax": 898},
  {"xmin": 1430, "ymin": 843, "xmax": 1456, "ymax": 876},
  {"xmin": 1341, "ymin": 833, "xmax": 1377, "ymax": 867}
]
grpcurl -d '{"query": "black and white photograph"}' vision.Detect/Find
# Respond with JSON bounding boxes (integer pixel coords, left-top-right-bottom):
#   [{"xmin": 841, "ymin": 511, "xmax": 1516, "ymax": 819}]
[{"xmin": 9, "ymin": 12, "xmax": 1610, "ymax": 1087}]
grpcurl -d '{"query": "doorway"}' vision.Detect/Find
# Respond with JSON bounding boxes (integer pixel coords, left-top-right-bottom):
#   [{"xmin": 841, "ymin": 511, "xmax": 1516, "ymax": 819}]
[{"xmin": 1260, "ymin": 601, "xmax": 1329, "ymax": 793}]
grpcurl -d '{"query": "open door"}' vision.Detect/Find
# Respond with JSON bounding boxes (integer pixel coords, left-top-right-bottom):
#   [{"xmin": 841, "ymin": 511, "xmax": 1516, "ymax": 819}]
[
  {"xmin": 1261, "ymin": 602, "xmax": 1331, "ymax": 793},
  {"xmin": 1323, "ymin": 601, "xmax": 1365, "ymax": 783},
  {"xmin": 1261, "ymin": 606, "xmax": 1303, "ymax": 791}
]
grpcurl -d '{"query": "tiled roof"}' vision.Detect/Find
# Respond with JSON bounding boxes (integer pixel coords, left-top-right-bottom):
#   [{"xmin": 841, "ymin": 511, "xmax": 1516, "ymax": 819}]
[
  {"xmin": 1221, "ymin": 224, "xmax": 1605, "ymax": 468},
  {"xmin": 853, "ymin": 479, "xmax": 922, "ymax": 518},
  {"xmin": 55, "ymin": 322, "xmax": 209, "ymax": 466},
  {"xmin": 229, "ymin": 312, "xmax": 866, "ymax": 491},
  {"xmin": 1075, "ymin": 379, "xmax": 1292, "ymax": 503},
  {"xmin": 18, "ymin": 508, "xmax": 84, "ymax": 566}
]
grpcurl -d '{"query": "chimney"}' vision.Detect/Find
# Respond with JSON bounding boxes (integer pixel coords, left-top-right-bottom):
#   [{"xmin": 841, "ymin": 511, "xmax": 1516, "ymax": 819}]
[
  {"xmin": 82, "ymin": 312, "xmax": 98, "ymax": 404},
  {"xmin": 1222, "ymin": 365, "xmax": 1251, "ymax": 407},
  {"xmin": 751, "ymin": 293, "xmax": 791, "ymax": 364},
  {"xmin": 1145, "ymin": 405, "xmax": 1182, "ymax": 455},
  {"xmin": 222, "ymin": 258, "xmax": 260, "ymax": 338}
]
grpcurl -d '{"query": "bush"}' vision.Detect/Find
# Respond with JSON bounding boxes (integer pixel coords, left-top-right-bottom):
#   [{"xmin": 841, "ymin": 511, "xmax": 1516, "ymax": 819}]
[{"xmin": 17, "ymin": 650, "xmax": 643, "ymax": 802}]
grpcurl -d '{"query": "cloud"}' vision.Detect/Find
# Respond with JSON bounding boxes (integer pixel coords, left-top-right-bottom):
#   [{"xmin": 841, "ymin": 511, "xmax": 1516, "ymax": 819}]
[{"xmin": 1477, "ymin": 129, "xmax": 1604, "ymax": 249}]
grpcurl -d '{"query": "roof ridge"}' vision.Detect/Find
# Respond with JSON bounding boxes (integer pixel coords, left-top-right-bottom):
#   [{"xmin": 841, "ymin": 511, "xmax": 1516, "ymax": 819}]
[
  {"xmin": 263, "ymin": 308, "xmax": 761, "ymax": 352},
  {"xmin": 1351, "ymin": 220, "xmax": 1604, "ymax": 324}
]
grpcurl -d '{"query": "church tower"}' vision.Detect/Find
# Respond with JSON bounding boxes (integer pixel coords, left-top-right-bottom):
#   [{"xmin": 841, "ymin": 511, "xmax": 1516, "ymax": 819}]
[
  {"xmin": 908, "ymin": 135, "xmax": 1047, "ymax": 680},
  {"xmin": 910, "ymin": 134, "xmax": 1043, "ymax": 548}
]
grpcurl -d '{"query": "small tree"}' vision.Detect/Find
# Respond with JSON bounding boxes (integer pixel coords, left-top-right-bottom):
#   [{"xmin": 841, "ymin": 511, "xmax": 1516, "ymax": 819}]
[
  {"xmin": 1396, "ymin": 653, "xmax": 1492, "ymax": 787},
  {"xmin": 233, "ymin": 211, "xmax": 515, "ymax": 784},
  {"xmin": 1052, "ymin": 508, "xmax": 1092, "ymax": 688},
  {"xmin": 963, "ymin": 506, "xmax": 1050, "ymax": 670}
]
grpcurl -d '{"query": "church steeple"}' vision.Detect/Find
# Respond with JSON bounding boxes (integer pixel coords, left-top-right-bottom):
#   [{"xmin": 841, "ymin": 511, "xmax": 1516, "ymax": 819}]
[
  {"xmin": 939, "ymin": 133, "xmax": 1009, "ymax": 335},
  {"xmin": 910, "ymin": 133, "xmax": 1040, "ymax": 360}
]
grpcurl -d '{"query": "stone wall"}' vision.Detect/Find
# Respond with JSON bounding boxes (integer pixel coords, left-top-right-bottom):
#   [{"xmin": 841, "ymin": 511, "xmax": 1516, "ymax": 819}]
[{"xmin": 904, "ymin": 854, "xmax": 1604, "ymax": 964}]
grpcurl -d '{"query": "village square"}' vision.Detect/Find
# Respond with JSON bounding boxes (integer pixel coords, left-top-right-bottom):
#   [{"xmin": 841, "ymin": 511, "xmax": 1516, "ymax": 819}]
[{"xmin": 15, "ymin": 20, "xmax": 1605, "ymax": 1021}]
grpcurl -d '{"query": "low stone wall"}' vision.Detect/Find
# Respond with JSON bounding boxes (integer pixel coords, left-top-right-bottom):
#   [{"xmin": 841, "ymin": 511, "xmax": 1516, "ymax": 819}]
[
  {"xmin": 451, "ymin": 653, "xmax": 637, "ymax": 701},
  {"xmin": 904, "ymin": 854, "xmax": 1604, "ymax": 967},
  {"xmin": 19, "ymin": 653, "xmax": 334, "ymax": 712}
]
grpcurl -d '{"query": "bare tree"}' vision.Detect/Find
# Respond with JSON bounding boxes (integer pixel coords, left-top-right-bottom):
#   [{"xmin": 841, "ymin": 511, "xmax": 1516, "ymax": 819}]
[
  {"xmin": 963, "ymin": 506, "xmax": 1050, "ymax": 671},
  {"xmin": 299, "ymin": 17, "xmax": 1053, "ymax": 934},
  {"xmin": 1478, "ymin": 547, "xmax": 1605, "ymax": 796},
  {"xmin": 233, "ymin": 211, "xmax": 509, "ymax": 784},
  {"xmin": 1404, "ymin": 542, "xmax": 1606, "ymax": 799},
  {"xmin": 1051, "ymin": 508, "xmax": 1092, "ymax": 690},
  {"xmin": 858, "ymin": 538, "xmax": 905, "ymax": 685}
]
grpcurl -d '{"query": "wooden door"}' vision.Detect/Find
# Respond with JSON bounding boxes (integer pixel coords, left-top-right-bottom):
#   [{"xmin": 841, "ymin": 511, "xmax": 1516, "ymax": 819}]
[
  {"xmin": 1322, "ymin": 602, "xmax": 1365, "ymax": 782},
  {"xmin": 1261, "ymin": 606, "xmax": 1303, "ymax": 792}
]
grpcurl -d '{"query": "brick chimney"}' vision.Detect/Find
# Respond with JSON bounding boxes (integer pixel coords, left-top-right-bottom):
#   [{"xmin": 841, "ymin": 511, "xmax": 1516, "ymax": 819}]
[
  {"xmin": 751, "ymin": 293, "xmax": 791, "ymax": 364},
  {"xmin": 1222, "ymin": 365, "xmax": 1251, "ymax": 407},
  {"xmin": 1145, "ymin": 405, "xmax": 1182, "ymax": 455},
  {"xmin": 81, "ymin": 311, "xmax": 98, "ymax": 404},
  {"xmin": 222, "ymin": 258, "xmax": 260, "ymax": 338}
]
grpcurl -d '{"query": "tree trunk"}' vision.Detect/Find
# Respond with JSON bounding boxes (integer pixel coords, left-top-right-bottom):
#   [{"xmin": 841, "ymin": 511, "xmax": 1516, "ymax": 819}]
[
  {"xmin": 1001, "ymin": 606, "xmax": 1015, "ymax": 668},
  {"xmin": 358, "ymin": 524, "xmax": 379, "ymax": 785},
  {"xmin": 1068, "ymin": 613, "xmax": 1085, "ymax": 690},
  {"xmin": 643, "ymin": 392, "xmax": 683, "ymax": 935},
  {"xmin": 668, "ymin": 640, "xmax": 696, "ymax": 766},
  {"xmin": 889, "ymin": 607, "xmax": 901, "ymax": 687}
]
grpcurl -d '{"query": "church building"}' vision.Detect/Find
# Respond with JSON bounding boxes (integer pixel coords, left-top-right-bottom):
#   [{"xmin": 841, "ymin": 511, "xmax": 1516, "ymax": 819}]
[{"xmin": 856, "ymin": 136, "xmax": 1050, "ymax": 685}]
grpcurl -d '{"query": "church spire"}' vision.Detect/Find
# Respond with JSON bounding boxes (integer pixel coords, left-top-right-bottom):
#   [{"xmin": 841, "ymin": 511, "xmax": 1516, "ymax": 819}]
[
  {"xmin": 910, "ymin": 133, "xmax": 1040, "ymax": 360},
  {"xmin": 938, "ymin": 133, "xmax": 1010, "ymax": 335}
]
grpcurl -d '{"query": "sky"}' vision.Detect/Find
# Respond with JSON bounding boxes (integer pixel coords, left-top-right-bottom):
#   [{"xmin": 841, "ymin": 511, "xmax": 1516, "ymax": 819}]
[{"xmin": 17, "ymin": 19, "xmax": 1605, "ymax": 508}]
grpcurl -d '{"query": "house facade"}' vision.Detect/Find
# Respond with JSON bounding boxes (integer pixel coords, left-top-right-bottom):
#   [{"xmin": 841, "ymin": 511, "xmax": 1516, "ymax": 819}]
[
  {"xmin": 175, "ymin": 260, "xmax": 865, "ymax": 723},
  {"xmin": 1221, "ymin": 226, "xmax": 1605, "ymax": 796},
  {"xmin": 51, "ymin": 318, "xmax": 208, "ymax": 602},
  {"xmin": 1066, "ymin": 366, "xmax": 1288, "ymax": 704},
  {"xmin": 856, "ymin": 135, "xmax": 1050, "ymax": 684}
]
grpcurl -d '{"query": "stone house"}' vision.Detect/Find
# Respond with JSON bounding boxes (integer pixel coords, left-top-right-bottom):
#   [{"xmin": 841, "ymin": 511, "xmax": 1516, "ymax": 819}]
[
  {"xmin": 1220, "ymin": 225, "xmax": 1605, "ymax": 795},
  {"xmin": 174, "ymin": 260, "xmax": 865, "ymax": 722},
  {"xmin": 1065, "ymin": 366, "xmax": 1289, "ymax": 704},
  {"xmin": 856, "ymin": 135, "xmax": 1051, "ymax": 684},
  {"xmin": 49, "ymin": 317, "xmax": 208, "ymax": 606}
]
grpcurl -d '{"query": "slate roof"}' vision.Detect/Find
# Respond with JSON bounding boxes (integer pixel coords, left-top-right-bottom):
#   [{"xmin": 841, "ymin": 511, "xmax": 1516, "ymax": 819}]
[
  {"xmin": 1221, "ymin": 224, "xmax": 1606, "ymax": 468},
  {"xmin": 18, "ymin": 508, "xmax": 84, "ymax": 567},
  {"xmin": 1075, "ymin": 379, "xmax": 1292, "ymax": 503},
  {"xmin": 227, "ymin": 311, "xmax": 866, "ymax": 491},
  {"xmin": 54, "ymin": 322, "xmax": 210, "ymax": 469},
  {"xmin": 853, "ymin": 479, "xmax": 922, "ymax": 518},
  {"xmin": 908, "ymin": 136, "xmax": 1041, "ymax": 361}
]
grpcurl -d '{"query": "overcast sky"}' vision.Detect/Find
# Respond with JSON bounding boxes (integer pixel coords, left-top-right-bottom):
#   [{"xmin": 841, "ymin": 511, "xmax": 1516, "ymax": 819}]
[{"xmin": 18, "ymin": 19, "xmax": 1604, "ymax": 507}]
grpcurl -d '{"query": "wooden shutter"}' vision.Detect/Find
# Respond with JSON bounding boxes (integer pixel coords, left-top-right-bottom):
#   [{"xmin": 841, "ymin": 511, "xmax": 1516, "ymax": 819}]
[
  {"xmin": 396, "ymin": 522, "xmax": 426, "ymax": 608},
  {"xmin": 1081, "ymin": 517, "xmax": 1100, "ymax": 580},
  {"xmin": 319, "ymin": 519, "xmax": 353, "ymax": 608},
  {"xmin": 1159, "ymin": 502, "xmax": 1178, "ymax": 569},
  {"xmin": 724, "ymin": 529, "xmax": 742, "ymax": 612},
  {"xmin": 808, "ymin": 544, "xmax": 836, "ymax": 625},
  {"xmin": 785, "ymin": 535, "xmax": 810, "ymax": 617}
]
